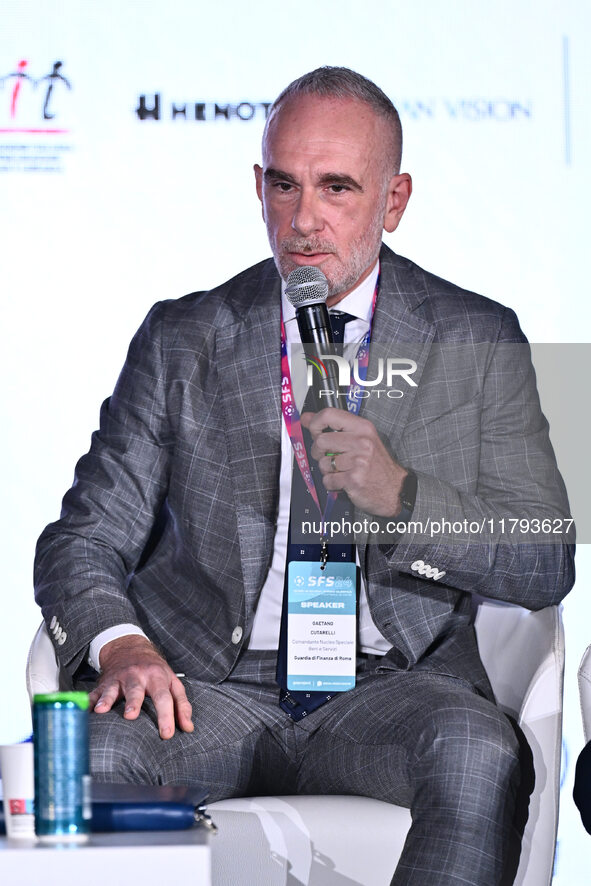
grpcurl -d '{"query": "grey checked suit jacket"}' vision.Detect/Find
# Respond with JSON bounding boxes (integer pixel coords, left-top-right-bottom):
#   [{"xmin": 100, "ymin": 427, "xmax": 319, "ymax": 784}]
[{"xmin": 34, "ymin": 245, "xmax": 575, "ymax": 699}]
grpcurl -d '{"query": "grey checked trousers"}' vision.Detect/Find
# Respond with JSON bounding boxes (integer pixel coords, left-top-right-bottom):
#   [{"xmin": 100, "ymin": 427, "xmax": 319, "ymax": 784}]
[{"xmin": 89, "ymin": 651, "xmax": 529, "ymax": 886}]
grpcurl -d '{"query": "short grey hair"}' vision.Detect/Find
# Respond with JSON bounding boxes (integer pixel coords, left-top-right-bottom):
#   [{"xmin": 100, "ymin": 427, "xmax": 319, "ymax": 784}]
[{"xmin": 265, "ymin": 66, "xmax": 403, "ymax": 175}]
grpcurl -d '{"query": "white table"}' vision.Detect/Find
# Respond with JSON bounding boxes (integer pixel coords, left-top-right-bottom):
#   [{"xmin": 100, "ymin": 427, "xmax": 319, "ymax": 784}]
[{"xmin": 0, "ymin": 829, "xmax": 211, "ymax": 885}]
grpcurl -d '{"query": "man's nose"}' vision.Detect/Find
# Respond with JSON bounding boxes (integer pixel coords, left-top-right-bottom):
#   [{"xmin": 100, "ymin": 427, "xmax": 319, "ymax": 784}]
[{"xmin": 291, "ymin": 190, "xmax": 324, "ymax": 236}]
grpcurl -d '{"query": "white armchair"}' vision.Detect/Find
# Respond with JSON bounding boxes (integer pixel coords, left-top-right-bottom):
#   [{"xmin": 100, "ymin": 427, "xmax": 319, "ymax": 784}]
[
  {"xmin": 27, "ymin": 601, "xmax": 564, "ymax": 886},
  {"xmin": 577, "ymin": 643, "xmax": 591, "ymax": 743}
]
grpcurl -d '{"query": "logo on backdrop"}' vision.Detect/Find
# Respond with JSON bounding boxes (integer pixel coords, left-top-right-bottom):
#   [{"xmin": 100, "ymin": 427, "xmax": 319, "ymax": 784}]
[
  {"xmin": 0, "ymin": 58, "xmax": 73, "ymax": 173},
  {"xmin": 0, "ymin": 59, "xmax": 72, "ymax": 128},
  {"xmin": 396, "ymin": 99, "xmax": 532, "ymax": 121},
  {"xmin": 134, "ymin": 92, "xmax": 532, "ymax": 125},
  {"xmin": 136, "ymin": 93, "xmax": 271, "ymax": 123}
]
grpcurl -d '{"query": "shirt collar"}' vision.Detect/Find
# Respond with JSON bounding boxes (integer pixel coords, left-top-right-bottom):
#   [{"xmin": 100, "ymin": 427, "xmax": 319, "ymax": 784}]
[{"xmin": 281, "ymin": 259, "xmax": 379, "ymax": 327}]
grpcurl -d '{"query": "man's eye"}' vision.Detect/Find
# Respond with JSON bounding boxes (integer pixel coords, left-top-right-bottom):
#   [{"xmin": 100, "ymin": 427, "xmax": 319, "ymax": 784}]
[
  {"xmin": 274, "ymin": 182, "xmax": 294, "ymax": 192},
  {"xmin": 328, "ymin": 184, "xmax": 348, "ymax": 193}
]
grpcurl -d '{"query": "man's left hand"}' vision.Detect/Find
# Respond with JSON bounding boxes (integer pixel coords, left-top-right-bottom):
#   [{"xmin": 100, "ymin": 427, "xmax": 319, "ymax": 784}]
[{"xmin": 302, "ymin": 408, "xmax": 407, "ymax": 517}]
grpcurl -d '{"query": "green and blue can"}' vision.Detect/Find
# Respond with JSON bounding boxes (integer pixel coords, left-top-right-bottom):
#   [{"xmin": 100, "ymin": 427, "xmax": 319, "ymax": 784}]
[{"xmin": 33, "ymin": 691, "xmax": 91, "ymax": 842}]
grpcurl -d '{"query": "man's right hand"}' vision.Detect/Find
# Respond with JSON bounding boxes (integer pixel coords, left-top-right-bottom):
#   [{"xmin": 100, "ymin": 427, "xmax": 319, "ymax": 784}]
[{"xmin": 88, "ymin": 635, "xmax": 194, "ymax": 740}]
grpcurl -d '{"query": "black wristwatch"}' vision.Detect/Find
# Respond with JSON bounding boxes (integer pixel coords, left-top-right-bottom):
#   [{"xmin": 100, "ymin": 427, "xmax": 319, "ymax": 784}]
[
  {"xmin": 371, "ymin": 469, "xmax": 418, "ymax": 548},
  {"xmin": 398, "ymin": 469, "xmax": 417, "ymax": 520}
]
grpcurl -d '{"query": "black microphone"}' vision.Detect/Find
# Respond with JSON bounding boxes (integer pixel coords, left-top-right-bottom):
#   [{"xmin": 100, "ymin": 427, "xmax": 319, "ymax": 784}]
[{"xmin": 285, "ymin": 266, "xmax": 344, "ymax": 411}]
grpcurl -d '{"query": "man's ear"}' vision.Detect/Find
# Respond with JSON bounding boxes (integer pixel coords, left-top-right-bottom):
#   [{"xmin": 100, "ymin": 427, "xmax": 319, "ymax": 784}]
[
  {"xmin": 254, "ymin": 164, "xmax": 264, "ymax": 213},
  {"xmin": 383, "ymin": 173, "xmax": 412, "ymax": 233}
]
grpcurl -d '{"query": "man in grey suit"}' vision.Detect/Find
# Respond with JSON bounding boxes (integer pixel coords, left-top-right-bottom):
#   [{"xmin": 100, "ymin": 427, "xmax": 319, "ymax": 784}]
[{"xmin": 35, "ymin": 67, "xmax": 574, "ymax": 885}]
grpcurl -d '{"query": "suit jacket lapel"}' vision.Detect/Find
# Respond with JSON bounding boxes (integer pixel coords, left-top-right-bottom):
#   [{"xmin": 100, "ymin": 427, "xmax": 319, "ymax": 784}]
[
  {"xmin": 215, "ymin": 263, "xmax": 283, "ymax": 608},
  {"xmin": 355, "ymin": 248, "xmax": 436, "ymax": 572},
  {"xmin": 361, "ymin": 246, "xmax": 436, "ymax": 450}
]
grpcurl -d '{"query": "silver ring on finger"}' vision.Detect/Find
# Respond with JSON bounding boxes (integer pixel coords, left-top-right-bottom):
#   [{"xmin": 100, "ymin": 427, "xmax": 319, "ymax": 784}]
[{"xmin": 330, "ymin": 455, "xmax": 338, "ymax": 472}]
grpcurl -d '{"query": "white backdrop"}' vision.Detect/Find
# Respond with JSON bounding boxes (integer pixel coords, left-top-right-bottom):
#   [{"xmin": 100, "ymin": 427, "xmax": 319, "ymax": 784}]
[{"xmin": 1, "ymin": 1, "xmax": 590, "ymax": 880}]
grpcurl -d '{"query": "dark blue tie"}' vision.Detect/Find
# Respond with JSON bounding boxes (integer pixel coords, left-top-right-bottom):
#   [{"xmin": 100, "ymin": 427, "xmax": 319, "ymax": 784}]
[
  {"xmin": 277, "ymin": 311, "xmax": 357, "ymax": 720},
  {"xmin": 326, "ymin": 310, "xmax": 354, "ymax": 345}
]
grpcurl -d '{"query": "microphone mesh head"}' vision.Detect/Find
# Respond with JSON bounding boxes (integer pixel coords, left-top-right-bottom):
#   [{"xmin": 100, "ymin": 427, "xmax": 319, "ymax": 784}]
[{"xmin": 285, "ymin": 266, "xmax": 328, "ymax": 306}]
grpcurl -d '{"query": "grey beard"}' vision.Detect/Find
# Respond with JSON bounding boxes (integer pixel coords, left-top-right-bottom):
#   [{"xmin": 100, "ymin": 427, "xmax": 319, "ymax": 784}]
[{"xmin": 271, "ymin": 234, "xmax": 382, "ymax": 299}]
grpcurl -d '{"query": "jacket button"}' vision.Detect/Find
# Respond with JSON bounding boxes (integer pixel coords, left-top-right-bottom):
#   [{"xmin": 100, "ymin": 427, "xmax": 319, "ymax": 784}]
[{"xmin": 231, "ymin": 626, "xmax": 243, "ymax": 645}]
